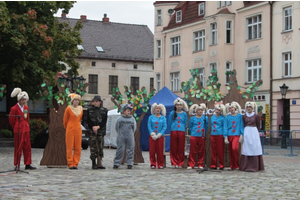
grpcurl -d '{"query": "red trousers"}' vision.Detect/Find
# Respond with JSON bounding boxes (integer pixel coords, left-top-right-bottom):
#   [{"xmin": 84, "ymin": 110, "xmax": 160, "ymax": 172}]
[
  {"xmin": 210, "ymin": 135, "xmax": 224, "ymax": 168},
  {"xmin": 228, "ymin": 136, "xmax": 240, "ymax": 169},
  {"xmin": 170, "ymin": 131, "xmax": 185, "ymax": 166},
  {"xmin": 149, "ymin": 136, "xmax": 164, "ymax": 168},
  {"xmin": 14, "ymin": 131, "xmax": 32, "ymax": 166},
  {"xmin": 188, "ymin": 136, "xmax": 205, "ymax": 168}
]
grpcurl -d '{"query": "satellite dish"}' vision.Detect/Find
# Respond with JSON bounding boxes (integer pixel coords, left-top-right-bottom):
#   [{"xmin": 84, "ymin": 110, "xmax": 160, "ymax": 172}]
[{"xmin": 168, "ymin": 9, "xmax": 174, "ymax": 15}]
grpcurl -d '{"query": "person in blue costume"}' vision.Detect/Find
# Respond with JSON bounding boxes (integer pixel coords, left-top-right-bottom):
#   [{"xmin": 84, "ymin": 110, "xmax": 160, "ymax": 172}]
[
  {"xmin": 147, "ymin": 103, "xmax": 167, "ymax": 169},
  {"xmin": 168, "ymin": 97, "xmax": 188, "ymax": 168},
  {"xmin": 210, "ymin": 102, "xmax": 227, "ymax": 170},
  {"xmin": 224, "ymin": 101, "xmax": 244, "ymax": 170},
  {"xmin": 187, "ymin": 103, "xmax": 208, "ymax": 169}
]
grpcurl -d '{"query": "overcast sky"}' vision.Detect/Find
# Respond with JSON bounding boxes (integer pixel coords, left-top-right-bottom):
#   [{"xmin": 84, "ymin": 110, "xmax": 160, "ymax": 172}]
[{"xmin": 55, "ymin": 1, "xmax": 155, "ymax": 33}]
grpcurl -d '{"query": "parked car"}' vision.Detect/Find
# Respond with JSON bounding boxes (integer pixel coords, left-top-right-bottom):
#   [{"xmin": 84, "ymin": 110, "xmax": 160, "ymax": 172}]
[{"xmin": 34, "ymin": 125, "xmax": 90, "ymax": 149}]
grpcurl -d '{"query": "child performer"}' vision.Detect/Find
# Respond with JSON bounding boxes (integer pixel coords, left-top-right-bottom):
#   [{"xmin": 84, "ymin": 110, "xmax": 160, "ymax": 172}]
[
  {"xmin": 210, "ymin": 102, "xmax": 227, "ymax": 170},
  {"xmin": 147, "ymin": 103, "xmax": 167, "ymax": 169},
  {"xmin": 187, "ymin": 103, "xmax": 208, "ymax": 169},
  {"xmin": 113, "ymin": 103, "xmax": 136, "ymax": 169},
  {"xmin": 168, "ymin": 97, "xmax": 188, "ymax": 168},
  {"xmin": 224, "ymin": 101, "xmax": 244, "ymax": 170},
  {"xmin": 240, "ymin": 101, "xmax": 265, "ymax": 172}
]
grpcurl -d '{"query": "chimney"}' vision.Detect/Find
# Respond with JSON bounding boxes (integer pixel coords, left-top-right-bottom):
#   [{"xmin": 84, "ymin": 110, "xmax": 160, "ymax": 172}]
[
  {"xmin": 80, "ymin": 15, "xmax": 87, "ymax": 22},
  {"xmin": 102, "ymin": 13, "xmax": 110, "ymax": 23},
  {"xmin": 61, "ymin": 13, "xmax": 67, "ymax": 18}
]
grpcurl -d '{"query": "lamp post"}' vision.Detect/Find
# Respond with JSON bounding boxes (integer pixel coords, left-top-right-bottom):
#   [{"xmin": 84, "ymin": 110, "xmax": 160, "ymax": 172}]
[{"xmin": 279, "ymin": 83, "xmax": 289, "ymax": 149}]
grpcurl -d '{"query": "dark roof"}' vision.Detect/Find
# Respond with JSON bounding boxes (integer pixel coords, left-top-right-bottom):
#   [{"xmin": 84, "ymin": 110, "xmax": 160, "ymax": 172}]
[
  {"xmin": 216, "ymin": 8, "xmax": 234, "ymax": 15},
  {"xmin": 58, "ymin": 17, "xmax": 154, "ymax": 63}
]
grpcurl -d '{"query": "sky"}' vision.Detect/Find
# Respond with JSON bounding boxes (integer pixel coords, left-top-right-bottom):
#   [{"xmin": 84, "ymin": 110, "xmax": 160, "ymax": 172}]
[{"xmin": 55, "ymin": 1, "xmax": 155, "ymax": 33}]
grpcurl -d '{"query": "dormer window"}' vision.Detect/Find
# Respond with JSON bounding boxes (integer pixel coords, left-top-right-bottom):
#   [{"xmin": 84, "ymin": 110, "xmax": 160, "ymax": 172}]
[
  {"xmin": 176, "ymin": 10, "xmax": 182, "ymax": 23},
  {"xmin": 77, "ymin": 45, "xmax": 84, "ymax": 50},
  {"xmin": 198, "ymin": 3, "xmax": 205, "ymax": 16},
  {"xmin": 96, "ymin": 46, "xmax": 105, "ymax": 52}
]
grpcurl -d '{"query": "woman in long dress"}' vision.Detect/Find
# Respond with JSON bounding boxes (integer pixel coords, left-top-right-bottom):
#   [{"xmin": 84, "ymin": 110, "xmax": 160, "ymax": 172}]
[{"xmin": 240, "ymin": 101, "xmax": 265, "ymax": 172}]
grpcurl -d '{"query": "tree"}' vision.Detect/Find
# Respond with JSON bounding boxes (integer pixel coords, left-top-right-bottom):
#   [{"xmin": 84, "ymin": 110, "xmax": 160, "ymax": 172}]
[
  {"xmin": 0, "ymin": 1, "xmax": 82, "ymax": 99},
  {"xmin": 40, "ymin": 72, "xmax": 88, "ymax": 166},
  {"xmin": 111, "ymin": 86, "xmax": 156, "ymax": 163}
]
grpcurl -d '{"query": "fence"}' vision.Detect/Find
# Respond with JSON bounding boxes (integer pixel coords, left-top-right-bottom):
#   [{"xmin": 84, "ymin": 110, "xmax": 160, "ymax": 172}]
[{"xmin": 260, "ymin": 130, "xmax": 299, "ymax": 157}]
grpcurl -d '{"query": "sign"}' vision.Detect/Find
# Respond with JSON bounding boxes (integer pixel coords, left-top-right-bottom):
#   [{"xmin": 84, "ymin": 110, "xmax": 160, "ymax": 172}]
[
  {"xmin": 292, "ymin": 100, "xmax": 296, "ymax": 105},
  {"xmin": 265, "ymin": 104, "xmax": 270, "ymax": 131}
]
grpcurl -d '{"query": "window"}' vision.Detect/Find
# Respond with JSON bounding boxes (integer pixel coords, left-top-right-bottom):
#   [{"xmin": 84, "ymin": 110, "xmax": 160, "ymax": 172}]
[
  {"xmin": 247, "ymin": 15, "xmax": 262, "ymax": 40},
  {"xmin": 131, "ymin": 77, "xmax": 139, "ymax": 95},
  {"xmin": 88, "ymin": 74, "xmax": 98, "ymax": 94},
  {"xmin": 28, "ymin": 99, "xmax": 47, "ymax": 114},
  {"xmin": 150, "ymin": 78, "xmax": 154, "ymax": 90},
  {"xmin": 109, "ymin": 75, "xmax": 118, "ymax": 94},
  {"xmin": 112, "ymin": 63, "xmax": 116, "ymax": 67},
  {"xmin": 194, "ymin": 30, "xmax": 205, "ymax": 51},
  {"xmin": 217, "ymin": 1, "xmax": 221, "ymax": 8},
  {"xmin": 96, "ymin": 46, "xmax": 105, "ymax": 52},
  {"xmin": 218, "ymin": 1, "xmax": 231, "ymax": 8},
  {"xmin": 157, "ymin": 9, "xmax": 162, "ymax": 26},
  {"xmin": 156, "ymin": 73, "xmax": 161, "ymax": 91},
  {"xmin": 77, "ymin": 45, "xmax": 84, "ymax": 50},
  {"xmin": 171, "ymin": 36, "xmax": 181, "ymax": 56},
  {"xmin": 210, "ymin": 63, "xmax": 217, "ymax": 72},
  {"xmin": 170, "ymin": 72, "xmax": 180, "ymax": 91},
  {"xmin": 176, "ymin": 10, "xmax": 182, "ymax": 23},
  {"xmin": 226, "ymin": 21, "xmax": 232, "ymax": 43},
  {"xmin": 157, "ymin": 40, "xmax": 162, "ymax": 58},
  {"xmin": 210, "ymin": 23, "xmax": 217, "ymax": 45},
  {"xmin": 91, "ymin": 61, "xmax": 96, "ymax": 67},
  {"xmin": 225, "ymin": 62, "xmax": 232, "ymax": 84},
  {"xmin": 198, "ymin": 68, "xmax": 205, "ymax": 87},
  {"xmin": 246, "ymin": 59, "xmax": 262, "ymax": 82},
  {"xmin": 283, "ymin": 7, "xmax": 292, "ymax": 31},
  {"xmin": 133, "ymin": 64, "xmax": 138, "ymax": 69},
  {"xmin": 198, "ymin": 3, "xmax": 205, "ymax": 16},
  {"xmin": 283, "ymin": 52, "xmax": 292, "ymax": 77}
]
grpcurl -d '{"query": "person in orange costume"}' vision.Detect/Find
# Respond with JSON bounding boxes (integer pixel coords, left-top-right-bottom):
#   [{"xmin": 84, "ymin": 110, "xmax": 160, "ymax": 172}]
[
  {"xmin": 63, "ymin": 93, "xmax": 83, "ymax": 169},
  {"xmin": 9, "ymin": 87, "xmax": 36, "ymax": 170}
]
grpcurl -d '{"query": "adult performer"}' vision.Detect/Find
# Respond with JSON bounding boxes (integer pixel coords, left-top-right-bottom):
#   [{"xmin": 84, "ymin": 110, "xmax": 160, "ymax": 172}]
[
  {"xmin": 240, "ymin": 101, "xmax": 265, "ymax": 172},
  {"xmin": 9, "ymin": 87, "xmax": 36, "ymax": 170}
]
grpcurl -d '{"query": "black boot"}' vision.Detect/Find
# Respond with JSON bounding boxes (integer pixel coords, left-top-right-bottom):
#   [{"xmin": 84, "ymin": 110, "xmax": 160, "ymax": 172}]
[{"xmin": 92, "ymin": 159, "xmax": 97, "ymax": 170}]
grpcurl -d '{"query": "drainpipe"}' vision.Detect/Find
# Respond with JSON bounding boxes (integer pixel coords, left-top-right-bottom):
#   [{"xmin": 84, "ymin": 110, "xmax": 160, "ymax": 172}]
[
  {"xmin": 269, "ymin": 1, "xmax": 273, "ymax": 130},
  {"xmin": 163, "ymin": 33, "xmax": 167, "ymax": 87}
]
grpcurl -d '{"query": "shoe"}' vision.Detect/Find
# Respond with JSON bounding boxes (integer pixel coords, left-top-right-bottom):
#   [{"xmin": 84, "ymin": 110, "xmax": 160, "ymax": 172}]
[
  {"xmin": 25, "ymin": 165, "xmax": 37, "ymax": 170},
  {"xmin": 92, "ymin": 159, "xmax": 97, "ymax": 169},
  {"xmin": 14, "ymin": 166, "xmax": 19, "ymax": 171},
  {"xmin": 69, "ymin": 167, "xmax": 74, "ymax": 170},
  {"xmin": 198, "ymin": 166, "xmax": 204, "ymax": 169},
  {"xmin": 151, "ymin": 166, "xmax": 156, "ymax": 169},
  {"xmin": 219, "ymin": 168, "xmax": 224, "ymax": 170},
  {"xmin": 73, "ymin": 166, "xmax": 78, "ymax": 170},
  {"xmin": 177, "ymin": 166, "xmax": 182, "ymax": 169},
  {"xmin": 235, "ymin": 168, "xmax": 240, "ymax": 170},
  {"xmin": 158, "ymin": 166, "xmax": 164, "ymax": 169},
  {"xmin": 210, "ymin": 167, "xmax": 217, "ymax": 170},
  {"xmin": 98, "ymin": 166, "xmax": 106, "ymax": 169},
  {"xmin": 113, "ymin": 165, "xmax": 118, "ymax": 169},
  {"xmin": 174, "ymin": 165, "xmax": 178, "ymax": 168},
  {"xmin": 127, "ymin": 165, "xmax": 132, "ymax": 169},
  {"xmin": 187, "ymin": 166, "xmax": 193, "ymax": 169}
]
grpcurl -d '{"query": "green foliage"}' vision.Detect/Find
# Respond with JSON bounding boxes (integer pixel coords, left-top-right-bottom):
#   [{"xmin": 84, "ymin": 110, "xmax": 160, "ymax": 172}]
[
  {"xmin": 0, "ymin": 1, "xmax": 82, "ymax": 100},
  {"xmin": 0, "ymin": 129, "xmax": 13, "ymax": 138},
  {"xmin": 29, "ymin": 118, "xmax": 48, "ymax": 143},
  {"xmin": 0, "ymin": 84, "xmax": 6, "ymax": 101}
]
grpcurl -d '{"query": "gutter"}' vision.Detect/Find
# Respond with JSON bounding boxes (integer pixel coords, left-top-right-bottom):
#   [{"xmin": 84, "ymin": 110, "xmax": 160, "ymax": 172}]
[{"xmin": 269, "ymin": 1, "xmax": 273, "ymax": 130}]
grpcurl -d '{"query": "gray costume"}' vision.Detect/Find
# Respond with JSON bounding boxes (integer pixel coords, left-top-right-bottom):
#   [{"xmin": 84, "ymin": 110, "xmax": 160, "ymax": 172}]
[{"xmin": 113, "ymin": 114, "xmax": 136, "ymax": 167}]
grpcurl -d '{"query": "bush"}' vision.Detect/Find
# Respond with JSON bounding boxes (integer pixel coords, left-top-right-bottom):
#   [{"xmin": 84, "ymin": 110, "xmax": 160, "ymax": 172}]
[
  {"xmin": 29, "ymin": 118, "xmax": 48, "ymax": 144},
  {"xmin": 0, "ymin": 129, "xmax": 13, "ymax": 138}
]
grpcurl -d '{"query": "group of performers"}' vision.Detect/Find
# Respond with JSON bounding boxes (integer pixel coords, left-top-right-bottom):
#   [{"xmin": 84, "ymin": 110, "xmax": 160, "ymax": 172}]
[{"xmin": 147, "ymin": 97, "xmax": 265, "ymax": 172}]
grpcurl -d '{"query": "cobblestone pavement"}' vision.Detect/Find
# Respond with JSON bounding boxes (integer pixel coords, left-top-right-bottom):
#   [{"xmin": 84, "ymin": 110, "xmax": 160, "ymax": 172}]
[{"xmin": 0, "ymin": 147, "xmax": 300, "ymax": 200}]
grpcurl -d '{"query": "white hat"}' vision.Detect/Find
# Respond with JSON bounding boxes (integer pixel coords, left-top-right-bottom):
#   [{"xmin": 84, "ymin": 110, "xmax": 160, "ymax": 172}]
[
  {"xmin": 225, "ymin": 101, "xmax": 241, "ymax": 114},
  {"xmin": 214, "ymin": 102, "xmax": 226, "ymax": 116},
  {"xmin": 11, "ymin": 88, "xmax": 29, "ymax": 102},
  {"xmin": 151, "ymin": 103, "xmax": 166, "ymax": 116},
  {"xmin": 189, "ymin": 103, "xmax": 206, "ymax": 115},
  {"xmin": 245, "ymin": 101, "xmax": 257, "ymax": 113},
  {"xmin": 173, "ymin": 97, "xmax": 188, "ymax": 112},
  {"xmin": 68, "ymin": 93, "xmax": 81, "ymax": 102}
]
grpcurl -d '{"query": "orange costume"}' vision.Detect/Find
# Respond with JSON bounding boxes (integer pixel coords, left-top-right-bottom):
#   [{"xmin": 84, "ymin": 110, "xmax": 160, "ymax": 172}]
[{"xmin": 63, "ymin": 101, "xmax": 83, "ymax": 168}]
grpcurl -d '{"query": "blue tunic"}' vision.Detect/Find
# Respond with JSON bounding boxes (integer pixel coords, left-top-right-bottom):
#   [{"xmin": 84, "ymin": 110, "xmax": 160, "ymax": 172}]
[
  {"xmin": 224, "ymin": 113, "xmax": 244, "ymax": 137},
  {"xmin": 168, "ymin": 111, "xmax": 188, "ymax": 132},
  {"xmin": 188, "ymin": 115, "xmax": 209, "ymax": 137},
  {"xmin": 147, "ymin": 115, "xmax": 167, "ymax": 136},
  {"xmin": 210, "ymin": 115, "xmax": 227, "ymax": 136}
]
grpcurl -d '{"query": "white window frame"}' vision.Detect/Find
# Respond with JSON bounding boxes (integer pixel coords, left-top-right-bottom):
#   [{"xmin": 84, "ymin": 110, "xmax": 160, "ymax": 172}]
[
  {"xmin": 210, "ymin": 22, "xmax": 217, "ymax": 45},
  {"xmin": 246, "ymin": 59, "xmax": 262, "ymax": 83},
  {"xmin": 246, "ymin": 15, "xmax": 262, "ymax": 40},
  {"xmin": 176, "ymin": 10, "xmax": 182, "ymax": 23},
  {"xmin": 226, "ymin": 1, "xmax": 232, "ymax": 6},
  {"xmin": 283, "ymin": 7, "xmax": 292, "ymax": 31},
  {"xmin": 156, "ymin": 9, "xmax": 162, "ymax": 26},
  {"xmin": 217, "ymin": 1, "xmax": 221, "ymax": 8},
  {"xmin": 156, "ymin": 39, "xmax": 162, "ymax": 58},
  {"xmin": 225, "ymin": 61, "xmax": 232, "ymax": 85},
  {"xmin": 226, "ymin": 20, "xmax": 232, "ymax": 44},
  {"xmin": 156, "ymin": 73, "xmax": 161, "ymax": 91},
  {"xmin": 283, "ymin": 52, "xmax": 292, "ymax": 77},
  {"xmin": 198, "ymin": 3, "xmax": 205, "ymax": 16},
  {"xmin": 171, "ymin": 36, "xmax": 181, "ymax": 56},
  {"xmin": 194, "ymin": 30, "xmax": 205, "ymax": 52},
  {"xmin": 210, "ymin": 62, "xmax": 217, "ymax": 72},
  {"xmin": 170, "ymin": 72, "xmax": 180, "ymax": 92}
]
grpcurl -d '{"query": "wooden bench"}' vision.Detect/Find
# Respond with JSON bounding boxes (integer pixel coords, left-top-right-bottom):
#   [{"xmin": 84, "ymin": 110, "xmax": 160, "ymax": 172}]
[{"xmin": 163, "ymin": 134, "xmax": 190, "ymax": 168}]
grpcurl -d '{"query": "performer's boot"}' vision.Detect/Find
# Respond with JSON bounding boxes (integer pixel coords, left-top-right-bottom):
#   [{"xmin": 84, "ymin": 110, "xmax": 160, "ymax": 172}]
[
  {"xmin": 97, "ymin": 157, "xmax": 106, "ymax": 169},
  {"xmin": 92, "ymin": 159, "xmax": 97, "ymax": 169}
]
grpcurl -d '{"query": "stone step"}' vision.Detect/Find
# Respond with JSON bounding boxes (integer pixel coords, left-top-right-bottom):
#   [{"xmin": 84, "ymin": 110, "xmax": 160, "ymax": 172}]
[{"xmin": 0, "ymin": 138, "xmax": 14, "ymax": 147}]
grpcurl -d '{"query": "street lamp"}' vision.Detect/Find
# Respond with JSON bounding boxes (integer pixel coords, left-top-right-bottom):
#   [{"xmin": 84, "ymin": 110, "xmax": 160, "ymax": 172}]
[{"xmin": 279, "ymin": 83, "xmax": 288, "ymax": 148}]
